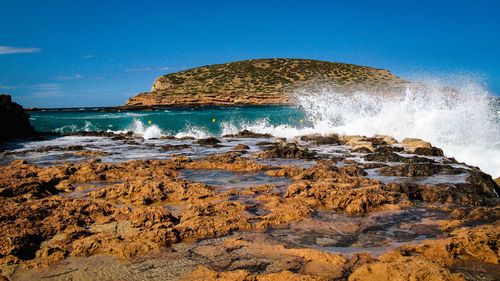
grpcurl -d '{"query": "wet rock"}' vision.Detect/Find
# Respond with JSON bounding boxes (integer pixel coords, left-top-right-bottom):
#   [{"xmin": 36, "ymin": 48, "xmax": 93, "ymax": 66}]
[
  {"xmin": 160, "ymin": 143, "xmax": 190, "ymax": 150},
  {"xmin": 35, "ymin": 145, "xmax": 84, "ymax": 152},
  {"xmin": 256, "ymin": 141, "xmax": 275, "ymax": 146},
  {"xmin": 377, "ymin": 163, "xmax": 444, "ymax": 177},
  {"xmin": 465, "ymin": 169, "xmax": 500, "ymax": 196},
  {"xmin": 401, "ymin": 138, "xmax": 444, "ymax": 156},
  {"xmin": 222, "ymin": 130, "xmax": 272, "ymax": 138},
  {"xmin": 253, "ymin": 141, "xmax": 317, "ymax": 159},
  {"xmin": 363, "ymin": 162, "xmax": 387, "ymax": 169},
  {"xmin": 0, "ymin": 94, "xmax": 35, "ymax": 139},
  {"xmin": 352, "ymin": 221, "xmax": 500, "ymax": 281},
  {"xmin": 413, "ymin": 147, "xmax": 444, "ymax": 156},
  {"xmin": 296, "ymin": 134, "xmax": 340, "ymax": 145},
  {"xmin": 374, "ymin": 145, "xmax": 404, "ymax": 154},
  {"xmin": 195, "ymin": 137, "xmax": 221, "ymax": 147},
  {"xmin": 364, "ymin": 151, "xmax": 435, "ymax": 164},
  {"xmin": 233, "ymin": 144, "xmax": 250, "ymax": 150}
]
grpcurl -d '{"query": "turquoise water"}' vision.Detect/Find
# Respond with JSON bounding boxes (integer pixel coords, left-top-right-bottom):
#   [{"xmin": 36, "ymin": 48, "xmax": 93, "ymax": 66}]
[{"xmin": 29, "ymin": 106, "xmax": 306, "ymax": 137}]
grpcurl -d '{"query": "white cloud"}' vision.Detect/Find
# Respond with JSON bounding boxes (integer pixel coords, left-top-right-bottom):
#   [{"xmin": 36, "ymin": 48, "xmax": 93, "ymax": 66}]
[
  {"xmin": 0, "ymin": 46, "xmax": 41, "ymax": 55},
  {"xmin": 83, "ymin": 55, "xmax": 95, "ymax": 58},
  {"xmin": 125, "ymin": 67, "xmax": 152, "ymax": 72},
  {"xmin": 159, "ymin": 66, "xmax": 188, "ymax": 72},
  {"xmin": 0, "ymin": 84, "xmax": 16, "ymax": 89},
  {"xmin": 28, "ymin": 83, "xmax": 65, "ymax": 98},
  {"xmin": 57, "ymin": 74, "xmax": 82, "ymax": 80}
]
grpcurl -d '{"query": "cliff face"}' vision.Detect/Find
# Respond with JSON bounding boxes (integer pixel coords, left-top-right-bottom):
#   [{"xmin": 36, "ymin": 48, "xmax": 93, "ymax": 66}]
[
  {"xmin": 0, "ymin": 94, "xmax": 35, "ymax": 139},
  {"xmin": 125, "ymin": 58, "xmax": 409, "ymax": 107}
]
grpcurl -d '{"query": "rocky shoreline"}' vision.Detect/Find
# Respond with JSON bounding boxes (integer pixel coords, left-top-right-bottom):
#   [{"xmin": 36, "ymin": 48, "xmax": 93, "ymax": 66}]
[{"xmin": 0, "ymin": 131, "xmax": 498, "ymax": 280}]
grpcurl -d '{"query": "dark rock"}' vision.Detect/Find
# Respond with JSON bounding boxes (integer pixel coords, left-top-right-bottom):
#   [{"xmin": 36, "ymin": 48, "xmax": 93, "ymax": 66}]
[
  {"xmin": 297, "ymin": 134, "xmax": 340, "ymax": 145},
  {"xmin": 375, "ymin": 146, "xmax": 404, "ymax": 154},
  {"xmin": 35, "ymin": 145, "xmax": 84, "ymax": 152},
  {"xmin": 465, "ymin": 169, "xmax": 500, "ymax": 196},
  {"xmin": 195, "ymin": 137, "xmax": 221, "ymax": 147},
  {"xmin": 161, "ymin": 144, "xmax": 190, "ymax": 151},
  {"xmin": 364, "ymin": 151, "xmax": 435, "ymax": 164},
  {"xmin": 0, "ymin": 94, "xmax": 35, "ymax": 139},
  {"xmin": 253, "ymin": 142, "xmax": 317, "ymax": 159},
  {"xmin": 364, "ymin": 162, "xmax": 387, "ymax": 169},
  {"xmin": 222, "ymin": 130, "xmax": 272, "ymax": 138},
  {"xmin": 413, "ymin": 147, "xmax": 444, "ymax": 157},
  {"xmin": 377, "ymin": 163, "xmax": 443, "ymax": 177}
]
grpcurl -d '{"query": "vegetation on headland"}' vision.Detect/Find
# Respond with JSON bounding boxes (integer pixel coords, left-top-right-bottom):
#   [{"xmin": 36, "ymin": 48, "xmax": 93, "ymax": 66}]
[{"xmin": 125, "ymin": 58, "xmax": 410, "ymax": 107}]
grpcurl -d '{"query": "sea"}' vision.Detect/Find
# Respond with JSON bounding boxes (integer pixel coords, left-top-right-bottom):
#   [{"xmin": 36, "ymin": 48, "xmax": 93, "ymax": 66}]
[{"xmin": 5, "ymin": 85, "xmax": 500, "ymax": 178}]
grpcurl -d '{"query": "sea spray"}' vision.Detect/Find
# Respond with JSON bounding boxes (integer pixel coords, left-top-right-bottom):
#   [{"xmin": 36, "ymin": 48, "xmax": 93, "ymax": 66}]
[
  {"xmin": 291, "ymin": 84, "xmax": 500, "ymax": 177},
  {"xmin": 121, "ymin": 119, "xmax": 163, "ymax": 139}
]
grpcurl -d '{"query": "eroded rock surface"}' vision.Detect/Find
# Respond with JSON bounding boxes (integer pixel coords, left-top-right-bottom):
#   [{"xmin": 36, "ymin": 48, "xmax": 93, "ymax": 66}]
[{"xmin": 0, "ymin": 132, "xmax": 498, "ymax": 281}]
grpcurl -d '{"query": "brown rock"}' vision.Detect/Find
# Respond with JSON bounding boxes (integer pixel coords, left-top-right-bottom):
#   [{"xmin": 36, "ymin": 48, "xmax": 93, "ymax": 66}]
[
  {"xmin": 176, "ymin": 201, "xmax": 252, "ymax": 239},
  {"xmin": 233, "ymin": 144, "xmax": 250, "ymax": 150}
]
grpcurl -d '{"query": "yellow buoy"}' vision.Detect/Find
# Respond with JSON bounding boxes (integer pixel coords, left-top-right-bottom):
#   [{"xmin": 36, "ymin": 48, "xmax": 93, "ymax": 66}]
[
  {"xmin": 148, "ymin": 120, "xmax": 152, "ymax": 124},
  {"xmin": 212, "ymin": 118, "xmax": 216, "ymax": 123},
  {"xmin": 300, "ymin": 119, "xmax": 304, "ymax": 123}
]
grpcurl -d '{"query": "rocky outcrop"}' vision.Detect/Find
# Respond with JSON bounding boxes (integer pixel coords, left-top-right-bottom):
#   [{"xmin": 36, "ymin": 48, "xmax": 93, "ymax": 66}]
[
  {"xmin": 124, "ymin": 58, "xmax": 410, "ymax": 107},
  {"xmin": 1, "ymin": 133, "xmax": 499, "ymax": 280},
  {"xmin": 0, "ymin": 94, "xmax": 35, "ymax": 139}
]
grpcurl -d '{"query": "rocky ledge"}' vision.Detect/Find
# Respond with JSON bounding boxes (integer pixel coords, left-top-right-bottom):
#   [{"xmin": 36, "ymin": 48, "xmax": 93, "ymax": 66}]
[
  {"xmin": 124, "ymin": 58, "xmax": 410, "ymax": 108},
  {"xmin": 0, "ymin": 132, "xmax": 498, "ymax": 280}
]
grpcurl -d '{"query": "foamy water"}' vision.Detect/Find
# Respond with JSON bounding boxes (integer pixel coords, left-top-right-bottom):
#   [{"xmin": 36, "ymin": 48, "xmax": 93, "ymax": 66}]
[
  {"xmin": 221, "ymin": 84, "xmax": 500, "ymax": 177},
  {"xmin": 24, "ymin": 82, "xmax": 500, "ymax": 177}
]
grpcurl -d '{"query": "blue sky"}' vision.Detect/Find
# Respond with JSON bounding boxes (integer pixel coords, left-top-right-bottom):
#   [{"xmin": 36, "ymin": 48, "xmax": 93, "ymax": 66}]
[{"xmin": 1, "ymin": 0, "xmax": 499, "ymax": 108}]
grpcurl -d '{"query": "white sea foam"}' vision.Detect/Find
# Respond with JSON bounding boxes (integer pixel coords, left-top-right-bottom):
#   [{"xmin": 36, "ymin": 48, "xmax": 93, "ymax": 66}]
[
  {"xmin": 174, "ymin": 125, "xmax": 211, "ymax": 139},
  {"xmin": 227, "ymin": 83, "xmax": 499, "ymax": 177},
  {"xmin": 118, "ymin": 119, "xmax": 163, "ymax": 139}
]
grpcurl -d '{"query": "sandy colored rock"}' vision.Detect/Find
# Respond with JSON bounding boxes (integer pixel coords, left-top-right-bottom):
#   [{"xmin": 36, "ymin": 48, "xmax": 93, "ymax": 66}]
[
  {"xmin": 180, "ymin": 266, "xmax": 328, "ymax": 281},
  {"xmin": 400, "ymin": 137, "xmax": 444, "ymax": 156},
  {"xmin": 186, "ymin": 152, "xmax": 270, "ymax": 171},
  {"xmin": 349, "ymin": 257, "xmax": 466, "ymax": 281},
  {"xmin": 176, "ymin": 201, "xmax": 252, "ymax": 239},
  {"xmin": 350, "ymin": 221, "xmax": 500, "ymax": 281}
]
